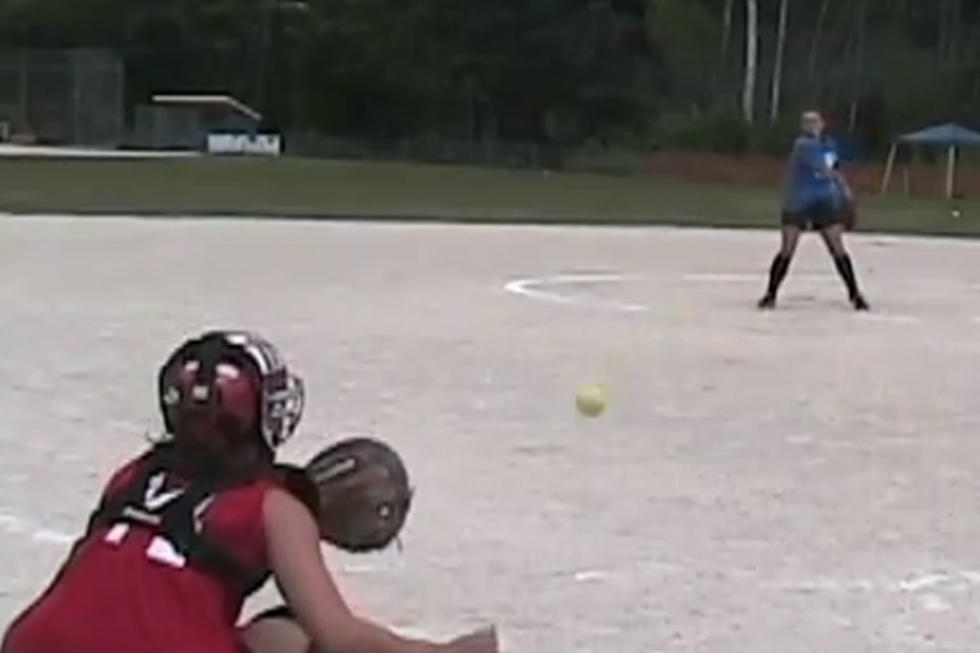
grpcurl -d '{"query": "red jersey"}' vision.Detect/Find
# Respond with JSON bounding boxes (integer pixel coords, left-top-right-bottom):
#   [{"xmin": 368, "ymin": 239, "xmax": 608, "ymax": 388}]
[{"xmin": 4, "ymin": 452, "xmax": 278, "ymax": 653}]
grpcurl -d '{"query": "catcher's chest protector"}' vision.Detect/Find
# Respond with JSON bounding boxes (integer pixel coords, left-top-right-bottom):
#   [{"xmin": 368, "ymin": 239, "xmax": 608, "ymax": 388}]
[{"xmin": 92, "ymin": 453, "xmax": 270, "ymax": 596}]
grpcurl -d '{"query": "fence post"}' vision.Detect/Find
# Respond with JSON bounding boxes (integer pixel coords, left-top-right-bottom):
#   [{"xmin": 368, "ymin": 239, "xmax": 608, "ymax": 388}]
[
  {"xmin": 18, "ymin": 52, "xmax": 28, "ymax": 133},
  {"xmin": 73, "ymin": 53, "xmax": 83, "ymax": 144}
]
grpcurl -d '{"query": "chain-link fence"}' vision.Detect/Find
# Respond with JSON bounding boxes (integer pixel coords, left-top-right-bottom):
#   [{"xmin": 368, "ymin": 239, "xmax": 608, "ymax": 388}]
[
  {"xmin": 0, "ymin": 49, "xmax": 124, "ymax": 146},
  {"xmin": 285, "ymin": 132, "xmax": 566, "ymax": 170}
]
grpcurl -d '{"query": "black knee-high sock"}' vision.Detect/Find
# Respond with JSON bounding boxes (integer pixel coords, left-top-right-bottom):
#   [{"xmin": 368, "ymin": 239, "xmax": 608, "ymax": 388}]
[
  {"xmin": 765, "ymin": 254, "xmax": 792, "ymax": 297},
  {"xmin": 833, "ymin": 254, "xmax": 861, "ymax": 298}
]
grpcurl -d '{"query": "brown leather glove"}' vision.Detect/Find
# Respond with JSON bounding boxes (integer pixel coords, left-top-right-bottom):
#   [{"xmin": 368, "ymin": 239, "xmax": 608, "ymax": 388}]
[{"xmin": 285, "ymin": 438, "xmax": 413, "ymax": 553}]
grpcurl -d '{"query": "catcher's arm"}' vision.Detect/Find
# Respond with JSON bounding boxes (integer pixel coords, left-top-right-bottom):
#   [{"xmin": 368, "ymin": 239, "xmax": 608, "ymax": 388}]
[
  {"xmin": 275, "ymin": 463, "xmax": 320, "ymax": 517},
  {"xmin": 263, "ymin": 489, "xmax": 496, "ymax": 653}
]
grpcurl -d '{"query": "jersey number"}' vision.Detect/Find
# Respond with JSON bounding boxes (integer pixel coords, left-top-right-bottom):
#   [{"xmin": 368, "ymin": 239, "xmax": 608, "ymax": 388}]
[{"xmin": 102, "ymin": 472, "xmax": 214, "ymax": 569}]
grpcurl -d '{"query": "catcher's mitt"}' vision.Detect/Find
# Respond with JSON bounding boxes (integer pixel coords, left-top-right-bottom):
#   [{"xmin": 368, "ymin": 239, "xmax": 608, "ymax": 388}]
[{"xmin": 281, "ymin": 438, "xmax": 413, "ymax": 553}]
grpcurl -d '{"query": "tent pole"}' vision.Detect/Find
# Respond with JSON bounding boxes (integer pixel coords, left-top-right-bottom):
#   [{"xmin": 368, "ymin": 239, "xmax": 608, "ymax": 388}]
[
  {"xmin": 945, "ymin": 144, "xmax": 956, "ymax": 200},
  {"xmin": 881, "ymin": 143, "xmax": 898, "ymax": 194}
]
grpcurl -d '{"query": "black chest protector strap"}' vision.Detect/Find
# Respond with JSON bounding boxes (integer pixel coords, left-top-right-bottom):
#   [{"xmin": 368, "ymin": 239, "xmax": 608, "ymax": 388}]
[{"xmin": 92, "ymin": 453, "xmax": 270, "ymax": 596}]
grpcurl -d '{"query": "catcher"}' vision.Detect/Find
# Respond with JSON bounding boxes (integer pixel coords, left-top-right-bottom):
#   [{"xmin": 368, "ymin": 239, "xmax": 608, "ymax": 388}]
[
  {"xmin": 2, "ymin": 330, "xmax": 496, "ymax": 653},
  {"xmin": 244, "ymin": 437, "xmax": 437, "ymax": 653},
  {"xmin": 758, "ymin": 110, "xmax": 869, "ymax": 311}
]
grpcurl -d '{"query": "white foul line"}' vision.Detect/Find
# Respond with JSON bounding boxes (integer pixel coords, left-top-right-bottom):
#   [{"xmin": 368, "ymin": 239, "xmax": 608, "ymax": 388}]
[
  {"xmin": 858, "ymin": 313, "xmax": 922, "ymax": 324},
  {"xmin": 504, "ymin": 273, "xmax": 648, "ymax": 313},
  {"xmin": 0, "ymin": 511, "xmax": 75, "ymax": 546},
  {"xmin": 0, "ymin": 510, "xmax": 389, "ymax": 577},
  {"xmin": 683, "ymin": 272, "xmax": 836, "ymax": 284},
  {"xmin": 773, "ymin": 571, "xmax": 980, "ymax": 595}
]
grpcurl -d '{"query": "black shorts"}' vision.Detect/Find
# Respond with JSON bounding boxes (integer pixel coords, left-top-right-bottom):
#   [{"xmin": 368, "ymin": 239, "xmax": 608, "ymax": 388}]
[{"xmin": 781, "ymin": 199, "xmax": 843, "ymax": 231}]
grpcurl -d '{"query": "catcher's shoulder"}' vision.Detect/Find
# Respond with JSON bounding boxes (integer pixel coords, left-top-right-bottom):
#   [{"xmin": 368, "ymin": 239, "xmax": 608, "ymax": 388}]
[
  {"xmin": 262, "ymin": 484, "xmax": 319, "ymax": 531},
  {"xmin": 272, "ymin": 462, "xmax": 320, "ymax": 513}
]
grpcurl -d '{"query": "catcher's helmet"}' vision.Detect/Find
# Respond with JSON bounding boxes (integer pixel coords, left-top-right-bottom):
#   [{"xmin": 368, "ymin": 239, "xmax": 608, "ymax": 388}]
[{"xmin": 158, "ymin": 331, "xmax": 304, "ymax": 451}]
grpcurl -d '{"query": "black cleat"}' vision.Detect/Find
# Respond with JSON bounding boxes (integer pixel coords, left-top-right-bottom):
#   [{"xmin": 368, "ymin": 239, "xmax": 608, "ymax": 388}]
[
  {"xmin": 851, "ymin": 294, "xmax": 870, "ymax": 311},
  {"xmin": 757, "ymin": 294, "xmax": 776, "ymax": 310}
]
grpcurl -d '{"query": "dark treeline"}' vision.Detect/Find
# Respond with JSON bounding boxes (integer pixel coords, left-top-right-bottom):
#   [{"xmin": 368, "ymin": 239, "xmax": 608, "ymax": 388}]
[{"xmin": 3, "ymin": 0, "xmax": 980, "ymax": 153}]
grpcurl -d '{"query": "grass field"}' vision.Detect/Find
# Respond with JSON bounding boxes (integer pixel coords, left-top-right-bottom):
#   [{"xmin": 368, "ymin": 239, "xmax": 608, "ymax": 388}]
[{"xmin": 2, "ymin": 156, "xmax": 979, "ymax": 236}]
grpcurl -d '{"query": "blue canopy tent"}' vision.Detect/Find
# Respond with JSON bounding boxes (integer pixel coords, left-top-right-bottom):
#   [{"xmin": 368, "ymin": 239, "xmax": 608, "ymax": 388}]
[{"xmin": 881, "ymin": 123, "xmax": 980, "ymax": 198}]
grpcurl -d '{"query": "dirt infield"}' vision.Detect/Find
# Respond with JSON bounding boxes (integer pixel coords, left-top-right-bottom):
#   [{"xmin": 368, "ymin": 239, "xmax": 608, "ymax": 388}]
[{"xmin": 1, "ymin": 217, "xmax": 979, "ymax": 651}]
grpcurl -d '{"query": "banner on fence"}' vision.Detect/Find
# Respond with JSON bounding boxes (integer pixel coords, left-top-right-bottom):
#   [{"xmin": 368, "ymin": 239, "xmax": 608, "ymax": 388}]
[{"xmin": 206, "ymin": 133, "xmax": 282, "ymax": 156}]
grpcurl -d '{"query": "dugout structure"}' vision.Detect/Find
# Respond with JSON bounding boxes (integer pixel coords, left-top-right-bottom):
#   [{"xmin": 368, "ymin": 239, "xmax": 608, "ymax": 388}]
[
  {"xmin": 880, "ymin": 123, "xmax": 980, "ymax": 199},
  {"xmin": 130, "ymin": 95, "xmax": 266, "ymax": 151},
  {"xmin": 0, "ymin": 49, "xmax": 124, "ymax": 146}
]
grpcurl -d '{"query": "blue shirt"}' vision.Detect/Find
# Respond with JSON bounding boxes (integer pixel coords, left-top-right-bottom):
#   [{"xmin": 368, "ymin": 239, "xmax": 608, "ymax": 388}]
[{"xmin": 784, "ymin": 135, "xmax": 843, "ymax": 211}]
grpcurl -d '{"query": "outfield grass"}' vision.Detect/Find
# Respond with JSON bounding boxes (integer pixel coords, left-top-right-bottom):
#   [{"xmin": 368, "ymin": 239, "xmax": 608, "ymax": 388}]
[{"xmin": 2, "ymin": 156, "xmax": 978, "ymax": 236}]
